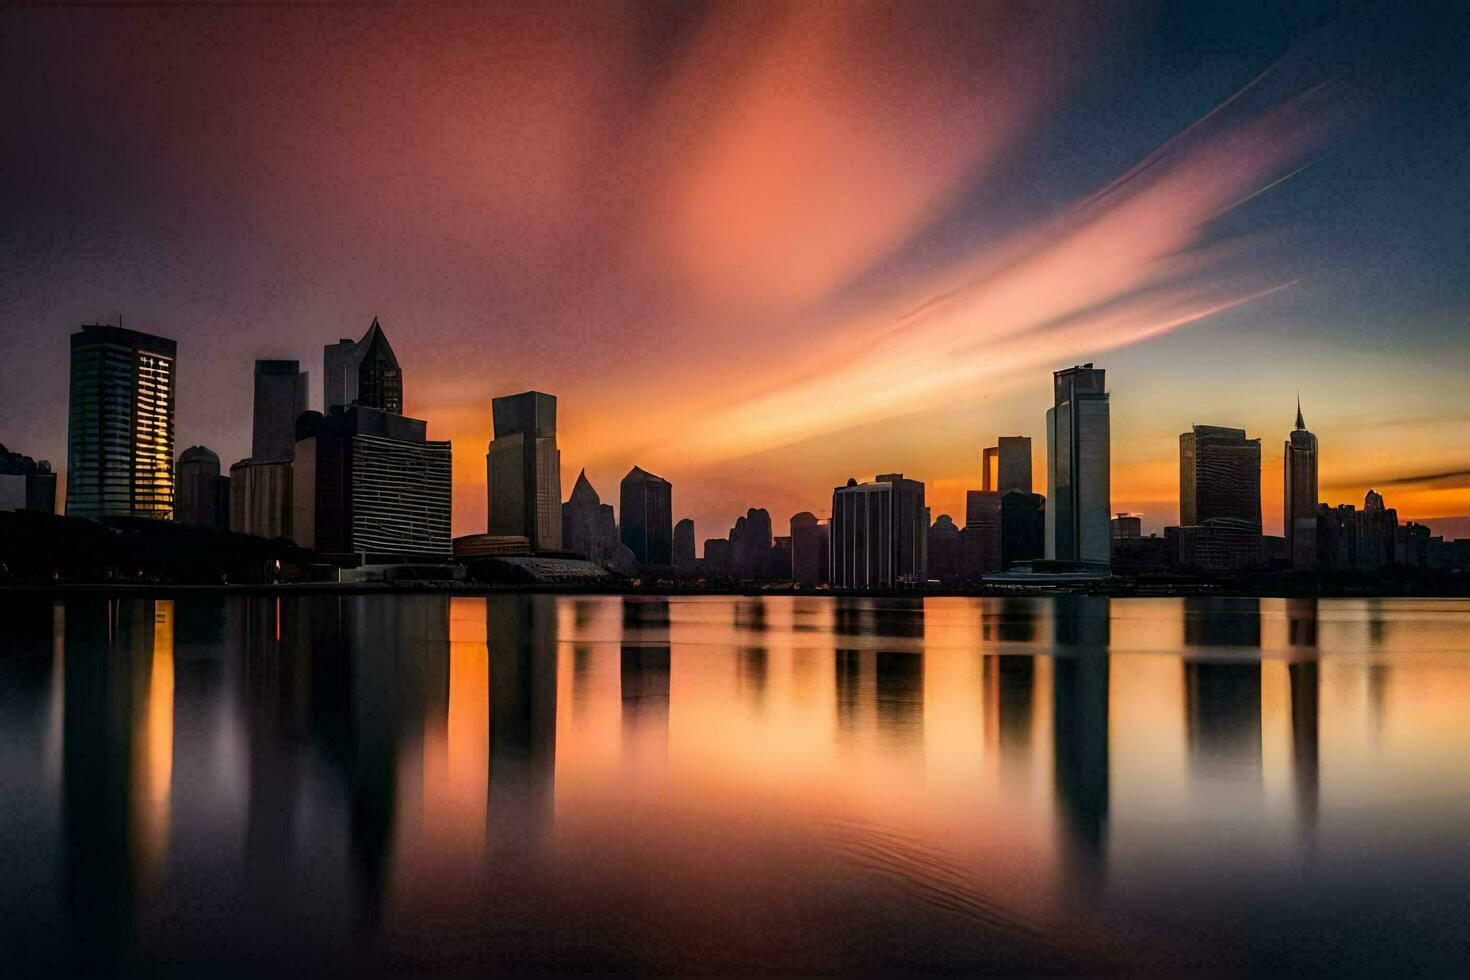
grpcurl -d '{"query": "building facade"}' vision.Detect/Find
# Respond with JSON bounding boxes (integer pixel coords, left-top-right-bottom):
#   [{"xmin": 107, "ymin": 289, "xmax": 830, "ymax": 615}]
[
  {"xmin": 486, "ymin": 391, "xmax": 562, "ymax": 551},
  {"xmin": 673, "ymin": 518, "xmax": 696, "ymax": 569},
  {"xmin": 983, "ymin": 436, "xmax": 1033, "ymax": 495},
  {"xmin": 321, "ymin": 318, "xmax": 402, "ymax": 415},
  {"xmin": 66, "ymin": 324, "xmax": 176, "ymax": 520},
  {"xmin": 789, "ymin": 512, "xmax": 829, "ymax": 587},
  {"xmin": 252, "ymin": 359, "xmax": 308, "ymax": 462},
  {"xmin": 1180, "ymin": 424, "xmax": 1262, "ymax": 529},
  {"xmin": 0, "ymin": 444, "xmax": 57, "ymax": 514},
  {"xmin": 561, "ymin": 469, "xmax": 620, "ymax": 564},
  {"xmin": 619, "ymin": 466, "xmax": 673, "ymax": 566},
  {"xmin": 1045, "ymin": 364, "xmax": 1110, "ymax": 568},
  {"xmin": 1001, "ymin": 490, "xmax": 1046, "ymax": 569},
  {"xmin": 1284, "ymin": 401, "xmax": 1319, "ymax": 569},
  {"xmin": 830, "ymin": 473, "xmax": 927, "ymax": 589},
  {"xmin": 175, "ymin": 445, "xmax": 229, "ymax": 528},
  {"xmin": 229, "ymin": 458, "xmax": 293, "ymax": 539},
  {"xmin": 294, "ymin": 406, "xmax": 452, "ymax": 562}
]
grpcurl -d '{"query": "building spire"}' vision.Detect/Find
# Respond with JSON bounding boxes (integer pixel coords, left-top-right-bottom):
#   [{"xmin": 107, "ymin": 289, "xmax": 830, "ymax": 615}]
[{"xmin": 1295, "ymin": 393, "xmax": 1305, "ymax": 431}]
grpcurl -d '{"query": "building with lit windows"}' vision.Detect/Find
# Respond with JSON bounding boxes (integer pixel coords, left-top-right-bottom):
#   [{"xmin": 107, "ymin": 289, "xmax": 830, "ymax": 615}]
[{"xmin": 66, "ymin": 324, "xmax": 176, "ymax": 520}]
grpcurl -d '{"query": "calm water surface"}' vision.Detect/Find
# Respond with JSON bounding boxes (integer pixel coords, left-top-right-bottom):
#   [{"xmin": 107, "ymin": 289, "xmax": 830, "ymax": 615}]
[{"xmin": 2, "ymin": 594, "xmax": 1469, "ymax": 975}]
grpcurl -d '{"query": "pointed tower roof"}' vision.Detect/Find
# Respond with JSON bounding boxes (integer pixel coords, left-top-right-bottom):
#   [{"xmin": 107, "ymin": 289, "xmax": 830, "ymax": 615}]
[
  {"xmin": 357, "ymin": 316, "xmax": 399, "ymax": 367},
  {"xmin": 569, "ymin": 468, "xmax": 600, "ymax": 506},
  {"xmin": 1295, "ymin": 395, "xmax": 1305, "ymax": 431}
]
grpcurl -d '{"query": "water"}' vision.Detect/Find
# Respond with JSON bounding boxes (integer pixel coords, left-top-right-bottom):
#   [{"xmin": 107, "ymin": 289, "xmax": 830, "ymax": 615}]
[{"xmin": 2, "ymin": 594, "xmax": 1469, "ymax": 975}]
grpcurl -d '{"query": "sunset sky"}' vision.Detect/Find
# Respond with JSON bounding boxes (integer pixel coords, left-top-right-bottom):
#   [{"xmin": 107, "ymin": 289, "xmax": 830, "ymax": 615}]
[{"xmin": 3, "ymin": 1, "xmax": 1468, "ymax": 545}]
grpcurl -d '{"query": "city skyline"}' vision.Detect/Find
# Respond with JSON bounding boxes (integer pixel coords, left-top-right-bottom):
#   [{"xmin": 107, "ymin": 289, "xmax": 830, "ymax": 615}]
[{"xmin": 4, "ymin": 3, "xmax": 1469, "ymax": 548}]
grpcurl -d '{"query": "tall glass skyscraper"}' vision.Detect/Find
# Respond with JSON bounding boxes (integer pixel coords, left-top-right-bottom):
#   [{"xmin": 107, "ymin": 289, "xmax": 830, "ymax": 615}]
[
  {"xmin": 1284, "ymin": 400, "xmax": 1319, "ymax": 569},
  {"xmin": 1045, "ymin": 363, "xmax": 1110, "ymax": 568},
  {"xmin": 486, "ymin": 390, "xmax": 562, "ymax": 551},
  {"xmin": 66, "ymin": 324, "xmax": 177, "ymax": 520},
  {"xmin": 1179, "ymin": 425, "xmax": 1262, "ymax": 529}
]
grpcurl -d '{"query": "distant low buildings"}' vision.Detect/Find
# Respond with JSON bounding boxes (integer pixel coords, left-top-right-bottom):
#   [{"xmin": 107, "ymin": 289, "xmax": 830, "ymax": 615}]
[
  {"xmin": 830, "ymin": 473, "xmax": 927, "ymax": 589},
  {"xmin": 0, "ymin": 443, "xmax": 56, "ymax": 514},
  {"xmin": 1111, "ymin": 513, "xmax": 1142, "ymax": 542},
  {"xmin": 1316, "ymin": 490, "xmax": 1397, "ymax": 571},
  {"xmin": 620, "ymin": 466, "xmax": 672, "ymax": 566}
]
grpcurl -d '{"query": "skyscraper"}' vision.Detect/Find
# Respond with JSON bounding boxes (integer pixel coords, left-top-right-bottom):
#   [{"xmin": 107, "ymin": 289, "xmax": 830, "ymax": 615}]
[
  {"xmin": 789, "ymin": 511, "xmax": 829, "ymax": 587},
  {"xmin": 252, "ymin": 360, "xmax": 308, "ymax": 461},
  {"xmin": 673, "ymin": 518, "xmax": 696, "ymax": 569},
  {"xmin": 293, "ymin": 405, "xmax": 451, "ymax": 562},
  {"xmin": 486, "ymin": 391, "xmax": 562, "ymax": 551},
  {"xmin": 830, "ymin": 473, "xmax": 927, "ymax": 588},
  {"xmin": 561, "ymin": 469, "xmax": 620, "ymax": 565},
  {"xmin": 1284, "ymin": 400, "xmax": 1319, "ymax": 569},
  {"xmin": 66, "ymin": 324, "xmax": 177, "ymax": 520},
  {"xmin": 619, "ymin": 466, "xmax": 673, "ymax": 566},
  {"xmin": 983, "ymin": 436, "xmax": 1032, "ymax": 495},
  {"xmin": 1045, "ymin": 363, "xmax": 1110, "ymax": 568},
  {"xmin": 322, "ymin": 317, "xmax": 402, "ymax": 415},
  {"xmin": 1179, "ymin": 425, "xmax": 1262, "ymax": 529}
]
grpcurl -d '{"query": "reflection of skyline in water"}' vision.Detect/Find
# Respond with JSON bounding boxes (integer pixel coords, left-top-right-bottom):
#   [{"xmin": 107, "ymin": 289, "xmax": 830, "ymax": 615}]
[{"xmin": 7, "ymin": 594, "xmax": 1469, "ymax": 973}]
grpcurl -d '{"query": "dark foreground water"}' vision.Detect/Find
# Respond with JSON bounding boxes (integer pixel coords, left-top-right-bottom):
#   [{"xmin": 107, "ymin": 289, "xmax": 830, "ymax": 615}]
[{"xmin": 2, "ymin": 594, "xmax": 1468, "ymax": 975}]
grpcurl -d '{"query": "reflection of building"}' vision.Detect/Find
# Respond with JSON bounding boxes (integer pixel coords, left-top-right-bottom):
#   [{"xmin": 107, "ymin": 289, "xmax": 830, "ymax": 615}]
[
  {"xmin": 1053, "ymin": 643, "xmax": 1109, "ymax": 884},
  {"xmin": 875, "ymin": 652, "xmax": 924, "ymax": 749},
  {"xmin": 831, "ymin": 473, "xmax": 928, "ymax": 588},
  {"xmin": 293, "ymin": 406, "xmax": 452, "ymax": 562},
  {"xmin": 487, "ymin": 595, "xmax": 558, "ymax": 852},
  {"xmin": 1183, "ymin": 596, "xmax": 1262, "ymax": 647},
  {"xmin": 1185, "ymin": 661, "xmax": 1262, "ymax": 781},
  {"xmin": 1046, "ymin": 364, "xmax": 1110, "ymax": 568},
  {"xmin": 66, "ymin": 324, "xmax": 177, "ymax": 520},
  {"xmin": 174, "ymin": 446, "xmax": 228, "ymax": 528},
  {"xmin": 789, "ymin": 512, "xmax": 829, "ymax": 587},
  {"xmin": 251, "ymin": 360, "xmax": 308, "ymax": 462},
  {"xmin": 486, "ymin": 391, "xmax": 561, "ymax": 552},
  {"xmin": 1289, "ymin": 660, "xmax": 1319, "ymax": 841},
  {"xmin": 619, "ymin": 466, "xmax": 673, "ymax": 567},
  {"xmin": 1284, "ymin": 401, "xmax": 1319, "ymax": 569},
  {"xmin": 0, "ymin": 442, "xmax": 58, "ymax": 513}
]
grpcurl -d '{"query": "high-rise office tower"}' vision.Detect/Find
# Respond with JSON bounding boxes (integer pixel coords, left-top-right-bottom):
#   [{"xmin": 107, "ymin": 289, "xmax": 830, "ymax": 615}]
[
  {"xmin": 252, "ymin": 359, "xmax": 308, "ymax": 461},
  {"xmin": 1284, "ymin": 400, "xmax": 1319, "ymax": 569},
  {"xmin": 673, "ymin": 519, "xmax": 696, "ymax": 568},
  {"xmin": 983, "ymin": 436, "xmax": 1033, "ymax": 495},
  {"xmin": 830, "ymin": 473, "xmax": 927, "ymax": 588},
  {"xmin": 293, "ymin": 405, "xmax": 452, "ymax": 562},
  {"xmin": 486, "ymin": 391, "xmax": 561, "ymax": 552},
  {"xmin": 789, "ymin": 511, "xmax": 829, "ymax": 587},
  {"xmin": 322, "ymin": 317, "xmax": 402, "ymax": 414},
  {"xmin": 1179, "ymin": 425, "xmax": 1262, "ymax": 529},
  {"xmin": 619, "ymin": 466, "xmax": 673, "ymax": 566},
  {"xmin": 323, "ymin": 337, "xmax": 359, "ymax": 411},
  {"xmin": 561, "ymin": 469, "xmax": 620, "ymax": 564},
  {"xmin": 175, "ymin": 445, "xmax": 228, "ymax": 528},
  {"xmin": 66, "ymin": 324, "xmax": 177, "ymax": 520},
  {"xmin": 1045, "ymin": 363, "xmax": 1110, "ymax": 568}
]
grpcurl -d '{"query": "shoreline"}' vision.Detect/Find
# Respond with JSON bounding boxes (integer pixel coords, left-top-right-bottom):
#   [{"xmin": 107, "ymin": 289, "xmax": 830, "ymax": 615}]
[{"xmin": 2, "ymin": 581, "xmax": 1468, "ymax": 600}]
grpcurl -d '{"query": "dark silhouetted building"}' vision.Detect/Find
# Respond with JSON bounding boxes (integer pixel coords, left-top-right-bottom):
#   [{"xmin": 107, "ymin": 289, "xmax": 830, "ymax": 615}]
[
  {"xmin": 252, "ymin": 359, "xmax": 309, "ymax": 462},
  {"xmin": 1317, "ymin": 490, "xmax": 1398, "ymax": 571},
  {"xmin": 1284, "ymin": 400, "xmax": 1319, "ymax": 570},
  {"xmin": 964, "ymin": 490, "xmax": 1002, "ymax": 573},
  {"xmin": 322, "ymin": 317, "xmax": 402, "ymax": 415},
  {"xmin": 175, "ymin": 445, "xmax": 228, "ymax": 528},
  {"xmin": 230, "ymin": 458, "xmax": 293, "ymax": 539},
  {"xmin": 830, "ymin": 473, "xmax": 927, "ymax": 589},
  {"xmin": 0, "ymin": 443, "xmax": 57, "ymax": 514},
  {"xmin": 928, "ymin": 514, "xmax": 961, "ymax": 585},
  {"xmin": 561, "ymin": 469, "xmax": 620, "ymax": 565},
  {"xmin": 1180, "ymin": 424, "xmax": 1261, "ymax": 529},
  {"xmin": 487, "ymin": 391, "xmax": 561, "ymax": 551},
  {"xmin": 66, "ymin": 324, "xmax": 177, "ymax": 520},
  {"xmin": 1111, "ymin": 513, "xmax": 1141, "ymax": 542},
  {"xmin": 294, "ymin": 406, "xmax": 451, "ymax": 562},
  {"xmin": 790, "ymin": 512, "xmax": 829, "ymax": 587},
  {"xmin": 674, "ymin": 518, "xmax": 696, "ymax": 569},
  {"xmin": 730, "ymin": 507, "xmax": 777, "ymax": 579},
  {"xmin": 983, "ymin": 436, "xmax": 1032, "ymax": 495},
  {"xmin": 1001, "ymin": 490, "xmax": 1046, "ymax": 569},
  {"xmin": 620, "ymin": 466, "xmax": 672, "ymax": 566},
  {"xmin": 1046, "ymin": 364, "xmax": 1110, "ymax": 568},
  {"xmin": 1166, "ymin": 522, "xmax": 1266, "ymax": 572},
  {"xmin": 703, "ymin": 538, "xmax": 733, "ymax": 577}
]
